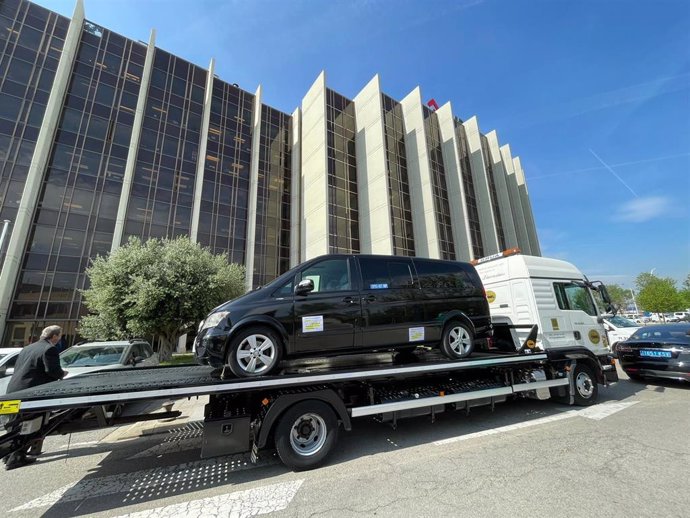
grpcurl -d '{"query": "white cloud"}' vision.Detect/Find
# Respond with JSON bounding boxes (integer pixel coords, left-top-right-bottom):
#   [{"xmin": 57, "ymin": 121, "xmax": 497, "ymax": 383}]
[{"xmin": 612, "ymin": 196, "xmax": 671, "ymax": 223}]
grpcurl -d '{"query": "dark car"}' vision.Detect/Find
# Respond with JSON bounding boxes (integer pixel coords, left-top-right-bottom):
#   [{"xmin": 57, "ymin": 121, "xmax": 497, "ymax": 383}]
[
  {"xmin": 195, "ymin": 254, "xmax": 492, "ymax": 377},
  {"xmin": 617, "ymin": 323, "xmax": 690, "ymax": 382}
]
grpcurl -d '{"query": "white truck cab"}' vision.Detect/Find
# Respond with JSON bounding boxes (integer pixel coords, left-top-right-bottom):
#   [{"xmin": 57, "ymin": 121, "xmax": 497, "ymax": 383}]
[{"xmin": 474, "ymin": 250, "xmax": 613, "ymax": 360}]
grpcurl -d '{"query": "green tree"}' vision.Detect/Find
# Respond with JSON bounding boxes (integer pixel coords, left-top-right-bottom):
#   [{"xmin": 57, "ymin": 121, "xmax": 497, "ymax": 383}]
[
  {"xmin": 635, "ymin": 273, "xmax": 683, "ymax": 318},
  {"xmin": 79, "ymin": 236, "xmax": 245, "ymax": 361},
  {"xmin": 604, "ymin": 284, "xmax": 629, "ymax": 311},
  {"xmin": 680, "ymin": 274, "xmax": 690, "ymax": 309}
]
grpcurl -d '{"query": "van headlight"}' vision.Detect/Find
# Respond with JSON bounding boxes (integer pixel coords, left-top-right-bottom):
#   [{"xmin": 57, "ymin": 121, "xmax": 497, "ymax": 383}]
[{"xmin": 200, "ymin": 311, "xmax": 229, "ymax": 331}]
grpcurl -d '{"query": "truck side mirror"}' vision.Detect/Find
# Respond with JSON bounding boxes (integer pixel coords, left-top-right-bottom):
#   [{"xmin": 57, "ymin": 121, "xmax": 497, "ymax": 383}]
[{"xmin": 295, "ymin": 279, "xmax": 314, "ymax": 296}]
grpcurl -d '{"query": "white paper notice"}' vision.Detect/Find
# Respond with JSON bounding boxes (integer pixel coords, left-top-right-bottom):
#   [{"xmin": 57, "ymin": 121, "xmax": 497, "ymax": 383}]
[
  {"xmin": 302, "ymin": 315, "xmax": 324, "ymax": 333},
  {"xmin": 409, "ymin": 327, "xmax": 424, "ymax": 342}
]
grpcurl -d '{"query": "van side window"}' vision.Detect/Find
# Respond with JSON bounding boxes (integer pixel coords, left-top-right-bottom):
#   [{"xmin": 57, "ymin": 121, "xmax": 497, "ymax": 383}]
[
  {"xmin": 273, "ymin": 277, "xmax": 294, "ymax": 298},
  {"xmin": 553, "ymin": 282, "xmax": 597, "ymax": 316},
  {"xmin": 360, "ymin": 258, "xmax": 413, "ymax": 289},
  {"xmin": 301, "ymin": 258, "xmax": 351, "ymax": 292},
  {"xmin": 415, "ymin": 260, "xmax": 473, "ymax": 291}
]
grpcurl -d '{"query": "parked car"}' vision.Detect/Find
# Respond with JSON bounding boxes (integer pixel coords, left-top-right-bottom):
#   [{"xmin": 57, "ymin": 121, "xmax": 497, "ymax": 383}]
[
  {"xmin": 195, "ymin": 254, "xmax": 492, "ymax": 377},
  {"xmin": 603, "ymin": 316, "xmax": 640, "ymax": 356},
  {"xmin": 0, "ymin": 348, "xmax": 23, "ymax": 395},
  {"xmin": 60, "ymin": 340, "xmax": 159, "ymax": 376},
  {"xmin": 616, "ymin": 323, "xmax": 690, "ymax": 382}
]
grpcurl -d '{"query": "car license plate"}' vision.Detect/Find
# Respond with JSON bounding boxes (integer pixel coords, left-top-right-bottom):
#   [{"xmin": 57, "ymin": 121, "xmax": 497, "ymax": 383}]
[{"xmin": 640, "ymin": 349, "xmax": 672, "ymax": 358}]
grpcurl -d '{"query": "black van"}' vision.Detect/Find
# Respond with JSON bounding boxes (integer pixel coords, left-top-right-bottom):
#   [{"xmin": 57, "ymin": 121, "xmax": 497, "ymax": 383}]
[{"xmin": 194, "ymin": 254, "xmax": 492, "ymax": 377}]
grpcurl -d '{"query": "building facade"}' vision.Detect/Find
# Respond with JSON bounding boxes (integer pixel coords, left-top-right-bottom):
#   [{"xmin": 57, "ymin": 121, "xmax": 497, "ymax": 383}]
[{"xmin": 0, "ymin": 0, "xmax": 541, "ymax": 347}]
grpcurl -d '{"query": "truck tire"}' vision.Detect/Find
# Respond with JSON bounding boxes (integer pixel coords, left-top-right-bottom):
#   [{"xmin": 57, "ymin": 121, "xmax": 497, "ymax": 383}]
[
  {"xmin": 274, "ymin": 400, "xmax": 339, "ymax": 471},
  {"xmin": 440, "ymin": 321, "xmax": 474, "ymax": 360},
  {"xmin": 572, "ymin": 363, "xmax": 598, "ymax": 406},
  {"xmin": 227, "ymin": 326, "xmax": 282, "ymax": 378}
]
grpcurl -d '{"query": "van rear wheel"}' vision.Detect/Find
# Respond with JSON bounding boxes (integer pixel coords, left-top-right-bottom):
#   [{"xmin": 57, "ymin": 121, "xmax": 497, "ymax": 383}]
[{"xmin": 440, "ymin": 322, "xmax": 474, "ymax": 359}]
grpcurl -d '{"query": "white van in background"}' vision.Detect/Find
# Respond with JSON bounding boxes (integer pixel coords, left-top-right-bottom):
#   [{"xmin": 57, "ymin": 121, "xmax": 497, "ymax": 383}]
[{"xmin": 474, "ymin": 249, "xmax": 614, "ymax": 364}]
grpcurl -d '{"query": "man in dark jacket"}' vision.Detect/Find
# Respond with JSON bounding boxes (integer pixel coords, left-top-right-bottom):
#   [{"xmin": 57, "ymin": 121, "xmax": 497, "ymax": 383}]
[{"xmin": 3, "ymin": 325, "xmax": 67, "ymax": 470}]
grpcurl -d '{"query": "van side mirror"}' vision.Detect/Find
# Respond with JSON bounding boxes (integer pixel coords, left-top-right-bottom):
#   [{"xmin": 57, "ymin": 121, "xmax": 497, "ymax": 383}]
[{"xmin": 295, "ymin": 279, "xmax": 314, "ymax": 296}]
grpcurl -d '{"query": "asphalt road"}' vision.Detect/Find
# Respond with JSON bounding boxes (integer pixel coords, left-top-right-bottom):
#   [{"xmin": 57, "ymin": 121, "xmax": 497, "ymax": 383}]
[{"xmin": 3, "ymin": 366, "xmax": 688, "ymax": 518}]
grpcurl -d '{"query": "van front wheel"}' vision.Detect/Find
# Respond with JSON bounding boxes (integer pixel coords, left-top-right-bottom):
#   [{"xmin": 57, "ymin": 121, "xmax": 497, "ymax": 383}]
[
  {"xmin": 440, "ymin": 322, "xmax": 474, "ymax": 360},
  {"xmin": 227, "ymin": 326, "xmax": 282, "ymax": 378}
]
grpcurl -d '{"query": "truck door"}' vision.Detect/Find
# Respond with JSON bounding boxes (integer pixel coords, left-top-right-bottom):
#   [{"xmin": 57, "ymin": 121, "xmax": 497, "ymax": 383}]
[
  {"xmin": 293, "ymin": 257, "xmax": 361, "ymax": 353},
  {"xmin": 552, "ymin": 282, "xmax": 605, "ymax": 353}
]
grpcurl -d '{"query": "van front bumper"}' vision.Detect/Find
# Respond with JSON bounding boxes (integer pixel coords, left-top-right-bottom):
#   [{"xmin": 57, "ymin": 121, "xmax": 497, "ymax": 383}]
[{"xmin": 194, "ymin": 329, "xmax": 228, "ymax": 368}]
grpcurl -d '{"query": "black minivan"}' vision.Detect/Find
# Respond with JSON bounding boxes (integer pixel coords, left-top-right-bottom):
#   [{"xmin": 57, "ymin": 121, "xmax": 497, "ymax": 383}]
[{"xmin": 194, "ymin": 254, "xmax": 492, "ymax": 377}]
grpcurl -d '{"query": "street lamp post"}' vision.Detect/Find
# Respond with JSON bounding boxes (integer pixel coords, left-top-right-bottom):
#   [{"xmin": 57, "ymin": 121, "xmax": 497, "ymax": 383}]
[{"xmin": 630, "ymin": 288, "xmax": 639, "ymax": 316}]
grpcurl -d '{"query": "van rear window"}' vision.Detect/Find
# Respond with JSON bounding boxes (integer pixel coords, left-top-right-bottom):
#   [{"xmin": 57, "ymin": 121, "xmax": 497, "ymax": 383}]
[
  {"xmin": 415, "ymin": 260, "xmax": 474, "ymax": 291},
  {"xmin": 359, "ymin": 258, "xmax": 414, "ymax": 289}
]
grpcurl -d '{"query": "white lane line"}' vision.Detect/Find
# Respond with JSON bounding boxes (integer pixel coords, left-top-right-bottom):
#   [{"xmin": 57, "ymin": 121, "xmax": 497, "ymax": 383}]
[
  {"xmin": 112, "ymin": 479, "xmax": 304, "ymax": 518},
  {"xmin": 434, "ymin": 401, "xmax": 639, "ymax": 446},
  {"xmin": 11, "ymin": 453, "xmax": 278, "ymax": 512},
  {"xmin": 578, "ymin": 401, "xmax": 639, "ymax": 420},
  {"xmin": 434, "ymin": 410, "xmax": 580, "ymax": 445}
]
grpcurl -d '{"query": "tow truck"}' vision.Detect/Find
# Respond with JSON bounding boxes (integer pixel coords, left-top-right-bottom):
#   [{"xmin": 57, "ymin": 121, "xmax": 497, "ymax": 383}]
[{"xmin": 0, "ymin": 323, "xmax": 617, "ymax": 471}]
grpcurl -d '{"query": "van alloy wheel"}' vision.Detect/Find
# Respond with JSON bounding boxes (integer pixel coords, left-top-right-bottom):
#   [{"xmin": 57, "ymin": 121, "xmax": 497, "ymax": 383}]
[{"xmin": 441, "ymin": 322, "xmax": 474, "ymax": 359}]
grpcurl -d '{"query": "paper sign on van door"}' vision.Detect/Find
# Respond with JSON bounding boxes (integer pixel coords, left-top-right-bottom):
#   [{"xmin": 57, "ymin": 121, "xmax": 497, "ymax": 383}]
[
  {"xmin": 409, "ymin": 327, "xmax": 425, "ymax": 342},
  {"xmin": 302, "ymin": 316, "xmax": 324, "ymax": 333}
]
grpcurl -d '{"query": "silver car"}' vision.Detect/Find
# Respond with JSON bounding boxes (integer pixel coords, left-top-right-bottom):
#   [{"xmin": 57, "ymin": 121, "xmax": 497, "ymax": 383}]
[{"xmin": 60, "ymin": 340, "xmax": 159, "ymax": 376}]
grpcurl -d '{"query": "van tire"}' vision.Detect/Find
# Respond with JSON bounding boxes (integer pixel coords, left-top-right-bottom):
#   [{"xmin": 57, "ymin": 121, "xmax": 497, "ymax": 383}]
[
  {"xmin": 226, "ymin": 326, "xmax": 282, "ymax": 378},
  {"xmin": 274, "ymin": 400, "xmax": 339, "ymax": 471},
  {"xmin": 440, "ymin": 322, "xmax": 474, "ymax": 359}
]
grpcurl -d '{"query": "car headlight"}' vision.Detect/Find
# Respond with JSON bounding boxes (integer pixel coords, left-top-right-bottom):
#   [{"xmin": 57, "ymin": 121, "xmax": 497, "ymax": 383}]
[{"xmin": 200, "ymin": 311, "xmax": 229, "ymax": 331}]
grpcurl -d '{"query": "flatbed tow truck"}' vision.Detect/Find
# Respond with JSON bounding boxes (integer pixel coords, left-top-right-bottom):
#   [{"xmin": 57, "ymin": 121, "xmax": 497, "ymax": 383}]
[{"xmin": 0, "ymin": 324, "xmax": 618, "ymax": 471}]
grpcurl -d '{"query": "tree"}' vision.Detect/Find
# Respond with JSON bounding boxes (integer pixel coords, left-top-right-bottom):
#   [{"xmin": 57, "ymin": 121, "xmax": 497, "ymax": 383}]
[
  {"xmin": 680, "ymin": 274, "xmax": 690, "ymax": 310},
  {"xmin": 80, "ymin": 236, "xmax": 245, "ymax": 361},
  {"xmin": 635, "ymin": 273, "xmax": 683, "ymax": 318},
  {"xmin": 604, "ymin": 284, "xmax": 629, "ymax": 311}
]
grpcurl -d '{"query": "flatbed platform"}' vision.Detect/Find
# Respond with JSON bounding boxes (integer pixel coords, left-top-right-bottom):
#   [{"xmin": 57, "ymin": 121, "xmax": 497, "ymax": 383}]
[{"xmin": 1, "ymin": 349, "xmax": 548, "ymax": 411}]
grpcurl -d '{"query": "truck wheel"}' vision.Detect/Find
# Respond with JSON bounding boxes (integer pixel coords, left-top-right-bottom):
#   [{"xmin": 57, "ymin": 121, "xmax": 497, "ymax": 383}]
[
  {"xmin": 227, "ymin": 327, "xmax": 282, "ymax": 378},
  {"xmin": 274, "ymin": 401, "xmax": 339, "ymax": 471},
  {"xmin": 440, "ymin": 322, "xmax": 474, "ymax": 359},
  {"xmin": 572, "ymin": 363, "xmax": 598, "ymax": 406}
]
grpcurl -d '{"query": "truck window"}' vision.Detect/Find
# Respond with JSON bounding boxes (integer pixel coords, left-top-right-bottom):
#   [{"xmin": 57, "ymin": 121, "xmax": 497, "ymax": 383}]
[
  {"xmin": 553, "ymin": 282, "xmax": 597, "ymax": 316},
  {"xmin": 359, "ymin": 258, "xmax": 413, "ymax": 289}
]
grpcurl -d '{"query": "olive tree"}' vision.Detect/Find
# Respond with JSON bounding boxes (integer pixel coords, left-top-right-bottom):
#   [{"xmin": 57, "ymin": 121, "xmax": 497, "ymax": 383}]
[
  {"xmin": 79, "ymin": 236, "xmax": 245, "ymax": 361},
  {"xmin": 635, "ymin": 273, "xmax": 682, "ymax": 319}
]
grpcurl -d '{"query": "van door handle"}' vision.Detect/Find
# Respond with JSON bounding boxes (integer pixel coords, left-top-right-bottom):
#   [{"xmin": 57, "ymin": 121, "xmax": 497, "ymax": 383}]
[
  {"xmin": 362, "ymin": 295, "xmax": 376, "ymax": 303},
  {"xmin": 342, "ymin": 296, "xmax": 359, "ymax": 304}
]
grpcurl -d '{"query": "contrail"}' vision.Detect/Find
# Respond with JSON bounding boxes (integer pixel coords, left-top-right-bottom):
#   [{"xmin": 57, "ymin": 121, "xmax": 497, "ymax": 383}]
[
  {"xmin": 528, "ymin": 152, "xmax": 690, "ymax": 180},
  {"xmin": 588, "ymin": 149, "xmax": 639, "ymax": 198}
]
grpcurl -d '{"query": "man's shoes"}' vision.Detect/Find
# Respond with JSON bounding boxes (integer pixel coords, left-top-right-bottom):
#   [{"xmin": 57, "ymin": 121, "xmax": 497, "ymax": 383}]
[{"xmin": 4, "ymin": 454, "xmax": 37, "ymax": 471}]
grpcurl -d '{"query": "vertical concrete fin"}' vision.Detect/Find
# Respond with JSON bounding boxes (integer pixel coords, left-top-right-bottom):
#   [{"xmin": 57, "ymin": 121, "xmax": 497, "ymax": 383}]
[
  {"xmin": 190, "ymin": 58, "xmax": 216, "ymax": 241},
  {"xmin": 462, "ymin": 116, "xmax": 499, "ymax": 255},
  {"xmin": 111, "ymin": 29, "xmax": 157, "ymax": 251},
  {"xmin": 244, "ymin": 85, "xmax": 263, "ymax": 290},
  {"xmin": 290, "ymin": 107, "xmax": 302, "ymax": 267},
  {"xmin": 500, "ymin": 144, "xmax": 530, "ymax": 254},
  {"xmin": 436, "ymin": 101, "xmax": 472, "ymax": 261},
  {"xmin": 486, "ymin": 130, "xmax": 518, "ymax": 249}
]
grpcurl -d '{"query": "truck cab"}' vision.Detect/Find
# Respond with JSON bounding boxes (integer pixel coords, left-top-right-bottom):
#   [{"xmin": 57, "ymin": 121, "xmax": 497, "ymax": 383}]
[{"xmin": 474, "ymin": 249, "xmax": 613, "ymax": 361}]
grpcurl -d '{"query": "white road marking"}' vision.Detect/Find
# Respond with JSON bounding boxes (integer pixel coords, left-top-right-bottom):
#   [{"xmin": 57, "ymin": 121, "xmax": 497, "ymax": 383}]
[
  {"xmin": 11, "ymin": 453, "xmax": 278, "ymax": 512},
  {"xmin": 434, "ymin": 410, "xmax": 580, "ymax": 445},
  {"xmin": 578, "ymin": 401, "xmax": 639, "ymax": 420},
  {"xmin": 434, "ymin": 401, "xmax": 639, "ymax": 446},
  {"xmin": 112, "ymin": 480, "xmax": 304, "ymax": 518}
]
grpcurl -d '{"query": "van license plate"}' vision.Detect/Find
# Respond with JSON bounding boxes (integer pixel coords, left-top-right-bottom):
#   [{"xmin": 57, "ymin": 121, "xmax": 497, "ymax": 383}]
[{"xmin": 640, "ymin": 350, "xmax": 671, "ymax": 358}]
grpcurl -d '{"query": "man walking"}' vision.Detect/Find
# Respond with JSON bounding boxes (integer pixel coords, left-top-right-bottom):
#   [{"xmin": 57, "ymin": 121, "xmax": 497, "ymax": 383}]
[{"xmin": 3, "ymin": 325, "xmax": 67, "ymax": 470}]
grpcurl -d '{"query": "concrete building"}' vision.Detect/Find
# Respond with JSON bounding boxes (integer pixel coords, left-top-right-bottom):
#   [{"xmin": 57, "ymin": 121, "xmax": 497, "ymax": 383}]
[{"xmin": 0, "ymin": 0, "xmax": 541, "ymax": 346}]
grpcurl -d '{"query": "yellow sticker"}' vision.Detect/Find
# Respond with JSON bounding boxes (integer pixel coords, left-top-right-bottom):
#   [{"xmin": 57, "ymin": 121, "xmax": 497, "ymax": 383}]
[
  {"xmin": 0, "ymin": 400, "xmax": 20, "ymax": 415},
  {"xmin": 588, "ymin": 329, "xmax": 600, "ymax": 345},
  {"xmin": 551, "ymin": 318, "xmax": 559, "ymax": 331},
  {"xmin": 486, "ymin": 291, "xmax": 496, "ymax": 303}
]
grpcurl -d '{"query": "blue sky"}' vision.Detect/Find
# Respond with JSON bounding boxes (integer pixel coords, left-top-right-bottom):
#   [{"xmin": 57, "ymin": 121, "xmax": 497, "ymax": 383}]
[{"xmin": 37, "ymin": 0, "xmax": 690, "ymax": 289}]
